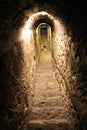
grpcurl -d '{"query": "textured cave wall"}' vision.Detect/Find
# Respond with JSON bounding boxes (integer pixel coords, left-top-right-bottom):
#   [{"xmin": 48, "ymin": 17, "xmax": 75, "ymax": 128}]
[
  {"xmin": 51, "ymin": 1, "xmax": 87, "ymax": 129},
  {"xmin": 0, "ymin": 0, "xmax": 87, "ymax": 130},
  {"xmin": 52, "ymin": 16, "xmax": 87, "ymax": 130},
  {"xmin": 68, "ymin": 31, "xmax": 87, "ymax": 129},
  {"xmin": 0, "ymin": 31, "xmax": 29, "ymax": 130},
  {"xmin": 51, "ymin": 18, "xmax": 80, "ymax": 128},
  {"xmin": 0, "ymin": 11, "xmax": 37, "ymax": 130}
]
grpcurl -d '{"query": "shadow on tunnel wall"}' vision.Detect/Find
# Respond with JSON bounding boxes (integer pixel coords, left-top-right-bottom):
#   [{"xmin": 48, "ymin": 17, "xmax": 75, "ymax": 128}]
[{"xmin": 0, "ymin": 42, "xmax": 30, "ymax": 130}]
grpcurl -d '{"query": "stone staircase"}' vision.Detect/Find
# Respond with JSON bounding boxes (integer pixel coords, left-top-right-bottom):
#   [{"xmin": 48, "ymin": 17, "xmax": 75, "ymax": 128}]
[{"xmin": 28, "ymin": 51, "xmax": 74, "ymax": 130}]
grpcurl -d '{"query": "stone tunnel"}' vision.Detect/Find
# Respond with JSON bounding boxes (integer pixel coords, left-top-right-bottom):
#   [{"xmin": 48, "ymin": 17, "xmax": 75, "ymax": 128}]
[{"xmin": 0, "ymin": 0, "xmax": 87, "ymax": 130}]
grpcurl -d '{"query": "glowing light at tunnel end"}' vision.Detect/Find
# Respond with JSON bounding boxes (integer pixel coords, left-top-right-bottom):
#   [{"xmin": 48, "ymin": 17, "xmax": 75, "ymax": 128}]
[
  {"xmin": 20, "ymin": 11, "xmax": 49, "ymax": 41},
  {"xmin": 20, "ymin": 11, "xmax": 65, "ymax": 44}
]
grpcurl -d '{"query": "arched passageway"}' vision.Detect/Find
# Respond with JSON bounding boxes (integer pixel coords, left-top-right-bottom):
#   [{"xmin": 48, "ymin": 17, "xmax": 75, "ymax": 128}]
[
  {"xmin": 0, "ymin": 1, "xmax": 87, "ymax": 130},
  {"xmin": 19, "ymin": 11, "xmax": 81, "ymax": 130},
  {"xmin": 36, "ymin": 23, "xmax": 52, "ymax": 64}
]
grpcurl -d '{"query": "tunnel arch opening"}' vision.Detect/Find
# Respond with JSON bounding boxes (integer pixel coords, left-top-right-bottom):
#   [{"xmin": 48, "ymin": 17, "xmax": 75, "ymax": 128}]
[
  {"xmin": 31, "ymin": 14, "xmax": 54, "ymax": 65},
  {"xmin": 19, "ymin": 11, "xmax": 77, "ymax": 128},
  {"xmin": 19, "ymin": 11, "xmax": 69, "ymax": 106},
  {"xmin": 33, "ymin": 18, "xmax": 54, "ymax": 32},
  {"xmin": 20, "ymin": 11, "xmax": 56, "ymax": 65},
  {"xmin": 35, "ymin": 23, "xmax": 52, "ymax": 64}
]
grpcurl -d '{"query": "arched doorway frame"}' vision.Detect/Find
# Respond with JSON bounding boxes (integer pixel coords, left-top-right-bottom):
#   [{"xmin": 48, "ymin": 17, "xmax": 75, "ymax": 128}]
[{"xmin": 36, "ymin": 23, "xmax": 52, "ymax": 59}]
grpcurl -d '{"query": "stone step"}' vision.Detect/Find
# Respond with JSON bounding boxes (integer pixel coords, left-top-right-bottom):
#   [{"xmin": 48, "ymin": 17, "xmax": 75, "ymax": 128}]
[
  {"xmin": 33, "ymin": 96, "xmax": 64, "ymax": 107},
  {"xmin": 30, "ymin": 107, "xmax": 68, "ymax": 120},
  {"xmin": 35, "ymin": 73, "xmax": 56, "ymax": 81},
  {"xmin": 35, "ymin": 76, "xmax": 58, "ymax": 84},
  {"xmin": 36, "ymin": 67, "xmax": 53, "ymax": 72},
  {"xmin": 36, "ymin": 71, "xmax": 55, "ymax": 77},
  {"xmin": 28, "ymin": 119, "xmax": 70, "ymax": 130},
  {"xmin": 34, "ymin": 86, "xmax": 61, "ymax": 97},
  {"xmin": 36, "ymin": 65, "xmax": 53, "ymax": 69},
  {"xmin": 35, "ymin": 81, "xmax": 59, "ymax": 90},
  {"xmin": 37, "ymin": 64, "xmax": 53, "ymax": 69}
]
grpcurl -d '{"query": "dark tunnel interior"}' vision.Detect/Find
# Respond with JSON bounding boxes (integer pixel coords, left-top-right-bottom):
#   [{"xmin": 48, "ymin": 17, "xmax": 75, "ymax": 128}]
[{"xmin": 0, "ymin": 0, "xmax": 87, "ymax": 130}]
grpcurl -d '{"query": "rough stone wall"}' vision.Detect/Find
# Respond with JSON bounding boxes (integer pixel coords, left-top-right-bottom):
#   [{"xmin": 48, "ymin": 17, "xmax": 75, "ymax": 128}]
[
  {"xmin": 52, "ymin": 17, "xmax": 87, "ymax": 129},
  {"xmin": 0, "ymin": 40, "xmax": 27, "ymax": 129},
  {"xmin": 69, "ymin": 38, "xmax": 87, "ymax": 130},
  {"xmin": 51, "ymin": 19, "xmax": 79, "ymax": 128},
  {"xmin": 0, "ymin": 17, "xmax": 37, "ymax": 129}
]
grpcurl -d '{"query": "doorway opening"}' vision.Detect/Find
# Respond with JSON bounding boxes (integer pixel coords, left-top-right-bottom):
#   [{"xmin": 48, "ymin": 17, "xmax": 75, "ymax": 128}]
[{"xmin": 36, "ymin": 23, "xmax": 52, "ymax": 64}]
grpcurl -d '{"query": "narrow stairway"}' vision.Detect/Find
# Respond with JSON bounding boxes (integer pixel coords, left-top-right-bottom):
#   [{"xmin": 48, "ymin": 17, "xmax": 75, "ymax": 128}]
[{"xmin": 28, "ymin": 51, "xmax": 75, "ymax": 130}]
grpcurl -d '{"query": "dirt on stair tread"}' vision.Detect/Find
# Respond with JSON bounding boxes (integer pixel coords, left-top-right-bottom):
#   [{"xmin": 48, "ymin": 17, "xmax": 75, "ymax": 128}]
[
  {"xmin": 29, "ymin": 118, "xmax": 69, "ymax": 124},
  {"xmin": 27, "ymin": 119, "xmax": 71, "ymax": 130},
  {"xmin": 35, "ymin": 81, "xmax": 59, "ymax": 89},
  {"xmin": 30, "ymin": 106, "xmax": 67, "ymax": 116},
  {"xmin": 31, "ymin": 106, "xmax": 65, "ymax": 109},
  {"xmin": 30, "ymin": 106, "xmax": 69, "ymax": 120},
  {"xmin": 33, "ymin": 96, "xmax": 64, "ymax": 107},
  {"xmin": 35, "ymin": 77, "xmax": 57, "ymax": 83},
  {"xmin": 34, "ymin": 91, "xmax": 61, "ymax": 97}
]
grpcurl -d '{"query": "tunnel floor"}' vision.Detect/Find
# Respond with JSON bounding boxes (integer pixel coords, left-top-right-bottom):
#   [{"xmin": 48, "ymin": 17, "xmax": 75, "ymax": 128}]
[{"xmin": 28, "ymin": 50, "xmax": 78, "ymax": 130}]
